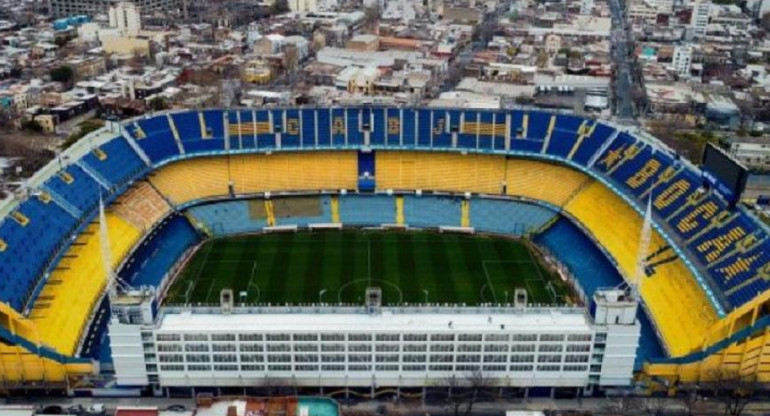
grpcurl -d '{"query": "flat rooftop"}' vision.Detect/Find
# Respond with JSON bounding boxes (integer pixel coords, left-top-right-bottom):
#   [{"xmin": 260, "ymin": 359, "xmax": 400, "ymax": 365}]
[{"xmin": 157, "ymin": 309, "xmax": 591, "ymax": 333}]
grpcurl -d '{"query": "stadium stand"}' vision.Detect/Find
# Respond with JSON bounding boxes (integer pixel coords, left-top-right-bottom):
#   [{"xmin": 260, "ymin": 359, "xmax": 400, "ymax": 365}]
[
  {"xmin": 504, "ymin": 159, "xmax": 592, "ymax": 207},
  {"xmin": 229, "ymin": 152, "xmax": 358, "ymax": 194},
  {"xmin": 29, "ymin": 212, "xmax": 141, "ymax": 355},
  {"xmin": 339, "ymin": 195, "xmax": 396, "ymax": 225},
  {"xmin": 80, "ymin": 136, "xmax": 146, "ymax": 190},
  {"xmin": 43, "ymin": 164, "xmax": 104, "ymax": 215},
  {"xmin": 130, "ymin": 115, "xmax": 180, "ymax": 163},
  {"xmin": 273, "ymin": 196, "xmax": 333, "ymax": 226},
  {"xmin": 148, "ymin": 157, "xmax": 230, "ymax": 205},
  {"xmin": 188, "ymin": 200, "xmax": 270, "ymax": 236},
  {"xmin": 170, "ymin": 111, "xmax": 226, "ymax": 153},
  {"xmin": 375, "ymin": 151, "xmax": 505, "ymax": 194},
  {"xmin": 6, "ymin": 107, "xmax": 770, "ymax": 388},
  {"xmin": 565, "ymin": 182, "xmax": 718, "ymax": 356},
  {"xmin": 119, "ymin": 214, "xmax": 201, "ymax": 288},
  {"xmin": 111, "ymin": 181, "xmax": 171, "ymax": 231},
  {"xmin": 534, "ymin": 217, "xmax": 665, "ymax": 366},
  {"xmin": 0, "ymin": 195, "xmax": 78, "ymax": 311},
  {"xmin": 402, "ymin": 195, "xmax": 462, "ymax": 227},
  {"xmin": 471, "ymin": 198, "xmax": 557, "ymax": 236}
]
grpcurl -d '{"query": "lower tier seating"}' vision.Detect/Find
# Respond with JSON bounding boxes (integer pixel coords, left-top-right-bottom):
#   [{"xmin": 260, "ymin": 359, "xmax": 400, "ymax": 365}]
[
  {"xmin": 565, "ymin": 182, "xmax": 718, "ymax": 356},
  {"xmin": 28, "ymin": 213, "xmax": 141, "ymax": 356}
]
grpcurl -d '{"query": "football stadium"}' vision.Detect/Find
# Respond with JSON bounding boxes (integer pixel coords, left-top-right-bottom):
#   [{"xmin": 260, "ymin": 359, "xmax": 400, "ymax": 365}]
[{"xmin": 0, "ymin": 107, "xmax": 768, "ymax": 396}]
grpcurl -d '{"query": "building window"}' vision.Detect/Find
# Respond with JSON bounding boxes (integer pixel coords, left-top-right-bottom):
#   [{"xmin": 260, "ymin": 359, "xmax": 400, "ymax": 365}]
[
  {"xmin": 430, "ymin": 334, "xmax": 455, "ymax": 342},
  {"xmin": 186, "ymin": 354, "xmax": 210, "ymax": 363},
  {"xmin": 484, "ymin": 344, "xmax": 508, "ymax": 352},
  {"xmin": 349, "ymin": 334, "xmax": 372, "ymax": 342},
  {"xmin": 537, "ymin": 355, "xmax": 562, "ymax": 363},
  {"xmin": 375, "ymin": 334, "xmax": 400, "ymax": 342},
  {"xmin": 567, "ymin": 334, "xmax": 592, "ymax": 342},
  {"xmin": 293, "ymin": 334, "xmax": 318, "ymax": 342},
  {"xmin": 185, "ymin": 344, "xmax": 209, "ymax": 352},
  {"xmin": 266, "ymin": 334, "xmax": 291, "ymax": 342},
  {"xmin": 540, "ymin": 334, "xmax": 565, "ymax": 342},
  {"xmin": 239, "ymin": 334, "xmax": 263, "ymax": 342},
  {"xmin": 376, "ymin": 344, "xmax": 399, "ymax": 352},
  {"xmin": 267, "ymin": 355, "xmax": 291, "ymax": 363},
  {"xmin": 268, "ymin": 365, "xmax": 291, "ymax": 371},
  {"xmin": 511, "ymin": 345, "xmax": 535, "ymax": 352},
  {"xmin": 156, "ymin": 334, "xmax": 181, "ymax": 342},
  {"xmin": 321, "ymin": 334, "xmax": 345, "ymax": 342},
  {"xmin": 484, "ymin": 334, "xmax": 509, "ymax": 342},
  {"xmin": 184, "ymin": 334, "xmax": 208, "ymax": 342},
  {"xmin": 158, "ymin": 354, "xmax": 184, "ymax": 363},
  {"xmin": 430, "ymin": 344, "xmax": 454, "ymax": 352},
  {"xmin": 213, "ymin": 354, "xmax": 237, "ymax": 363},
  {"xmin": 240, "ymin": 344, "xmax": 264, "ymax": 352},
  {"xmin": 404, "ymin": 334, "xmax": 428, "ymax": 342},
  {"xmin": 510, "ymin": 354, "xmax": 535, "ymax": 363},
  {"xmin": 510, "ymin": 365, "xmax": 533, "ymax": 372},
  {"xmin": 214, "ymin": 365, "xmax": 238, "ymax": 371},
  {"xmin": 212, "ymin": 334, "xmax": 236, "ymax": 342},
  {"xmin": 267, "ymin": 344, "xmax": 291, "ymax": 352},
  {"xmin": 213, "ymin": 344, "xmax": 236, "ymax": 352},
  {"xmin": 242, "ymin": 354, "xmax": 264, "ymax": 363},
  {"xmin": 566, "ymin": 344, "xmax": 591, "ymax": 353},
  {"xmin": 458, "ymin": 344, "xmax": 482, "ymax": 352},
  {"xmin": 241, "ymin": 365, "xmax": 265, "ymax": 372},
  {"xmin": 403, "ymin": 344, "xmax": 427, "ymax": 352},
  {"xmin": 458, "ymin": 334, "xmax": 482, "ymax": 342},
  {"xmin": 157, "ymin": 344, "xmax": 182, "ymax": 352},
  {"xmin": 321, "ymin": 344, "xmax": 345, "ymax": 352},
  {"xmin": 539, "ymin": 344, "xmax": 563, "ymax": 353}
]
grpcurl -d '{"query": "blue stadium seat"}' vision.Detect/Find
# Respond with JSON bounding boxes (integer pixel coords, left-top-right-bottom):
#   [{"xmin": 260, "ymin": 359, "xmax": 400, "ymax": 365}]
[
  {"xmin": 0, "ymin": 196, "xmax": 78, "ymax": 310},
  {"xmin": 534, "ymin": 218, "xmax": 664, "ymax": 367},
  {"xmin": 403, "ymin": 195, "xmax": 462, "ymax": 227},
  {"xmin": 171, "ymin": 111, "xmax": 225, "ymax": 153},
  {"xmin": 119, "ymin": 214, "xmax": 201, "ymax": 288},
  {"xmin": 81, "ymin": 136, "xmax": 146, "ymax": 188},
  {"xmin": 470, "ymin": 199, "xmax": 556, "ymax": 236},
  {"xmin": 570, "ymin": 122, "xmax": 615, "ymax": 165},
  {"xmin": 188, "ymin": 200, "xmax": 269, "ymax": 236},
  {"xmin": 339, "ymin": 195, "xmax": 394, "ymax": 225},
  {"xmin": 134, "ymin": 116, "xmax": 180, "ymax": 163},
  {"xmin": 43, "ymin": 164, "xmax": 104, "ymax": 214}
]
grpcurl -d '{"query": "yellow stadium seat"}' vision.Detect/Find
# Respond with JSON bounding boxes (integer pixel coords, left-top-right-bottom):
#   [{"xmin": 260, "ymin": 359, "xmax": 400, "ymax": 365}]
[
  {"xmin": 149, "ymin": 157, "xmax": 230, "ymax": 204},
  {"xmin": 565, "ymin": 182, "xmax": 718, "ymax": 356},
  {"xmin": 112, "ymin": 181, "xmax": 171, "ymax": 231},
  {"xmin": 375, "ymin": 151, "xmax": 506, "ymax": 194},
  {"xmin": 505, "ymin": 160, "xmax": 592, "ymax": 207},
  {"xmin": 29, "ymin": 213, "xmax": 141, "ymax": 356},
  {"xmin": 229, "ymin": 152, "xmax": 358, "ymax": 194}
]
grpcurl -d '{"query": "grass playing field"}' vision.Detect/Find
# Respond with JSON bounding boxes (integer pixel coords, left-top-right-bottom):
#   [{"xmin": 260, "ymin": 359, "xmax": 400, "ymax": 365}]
[{"xmin": 164, "ymin": 230, "xmax": 573, "ymax": 306}]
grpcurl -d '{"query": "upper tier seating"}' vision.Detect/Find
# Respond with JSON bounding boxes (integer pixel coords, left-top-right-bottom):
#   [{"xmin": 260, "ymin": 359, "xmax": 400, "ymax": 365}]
[
  {"xmin": 565, "ymin": 181, "xmax": 718, "ymax": 356},
  {"xmin": 29, "ymin": 212, "xmax": 141, "ymax": 355},
  {"xmin": 111, "ymin": 181, "xmax": 171, "ymax": 231},
  {"xmin": 170, "ymin": 111, "xmax": 225, "ymax": 153},
  {"xmin": 43, "ymin": 164, "xmax": 104, "ymax": 214},
  {"xmin": 81, "ymin": 136, "xmax": 146, "ymax": 189},
  {"xmin": 131, "ymin": 116, "xmax": 180, "ymax": 163},
  {"xmin": 592, "ymin": 131, "xmax": 770, "ymax": 310},
  {"xmin": 375, "ymin": 152, "xmax": 505, "ymax": 194},
  {"xmin": 0, "ymin": 195, "xmax": 78, "ymax": 311}
]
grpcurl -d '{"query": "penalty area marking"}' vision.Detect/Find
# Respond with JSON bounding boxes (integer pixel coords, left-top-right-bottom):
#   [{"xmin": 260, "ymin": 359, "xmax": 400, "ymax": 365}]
[{"xmin": 337, "ymin": 278, "xmax": 403, "ymax": 304}]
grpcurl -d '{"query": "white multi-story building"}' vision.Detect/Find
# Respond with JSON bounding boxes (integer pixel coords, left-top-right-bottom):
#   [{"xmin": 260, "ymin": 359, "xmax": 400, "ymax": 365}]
[
  {"xmin": 691, "ymin": 0, "xmax": 711, "ymax": 37},
  {"xmin": 109, "ymin": 2, "xmax": 142, "ymax": 37},
  {"xmin": 672, "ymin": 45, "xmax": 693, "ymax": 77},
  {"xmin": 109, "ymin": 288, "xmax": 641, "ymax": 396}
]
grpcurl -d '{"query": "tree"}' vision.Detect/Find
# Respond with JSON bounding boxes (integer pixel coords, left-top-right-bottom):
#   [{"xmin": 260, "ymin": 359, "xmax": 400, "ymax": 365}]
[
  {"xmin": 444, "ymin": 370, "xmax": 494, "ymax": 416},
  {"xmin": 706, "ymin": 369, "xmax": 761, "ymax": 416},
  {"xmin": 49, "ymin": 65, "xmax": 74, "ymax": 84},
  {"xmin": 21, "ymin": 119, "xmax": 43, "ymax": 133},
  {"xmin": 270, "ymin": 0, "xmax": 290, "ymax": 15},
  {"xmin": 148, "ymin": 96, "xmax": 169, "ymax": 112}
]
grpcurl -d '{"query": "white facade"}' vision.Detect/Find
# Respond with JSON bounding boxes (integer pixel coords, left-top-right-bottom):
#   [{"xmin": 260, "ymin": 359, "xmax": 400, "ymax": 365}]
[
  {"xmin": 289, "ymin": 0, "xmax": 318, "ymax": 12},
  {"xmin": 109, "ymin": 289, "xmax": 640, "ymax": 390},
  {"xmin": 672, "ymin": 45, "xmax": 692, "ymax": 77},
  {"xmin": 109, "ymin": 2, "xmax": 142, "ymax": 37},
  {"xmin": 691, "ymin": 0, "xmax": 711, "ymax": 37}
]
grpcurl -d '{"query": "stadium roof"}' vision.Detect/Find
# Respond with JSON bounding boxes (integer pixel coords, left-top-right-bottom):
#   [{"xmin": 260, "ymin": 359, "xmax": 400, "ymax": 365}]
[{"xmin": 157, "ymin": 310, "xmax": 592, "ymax": 333}]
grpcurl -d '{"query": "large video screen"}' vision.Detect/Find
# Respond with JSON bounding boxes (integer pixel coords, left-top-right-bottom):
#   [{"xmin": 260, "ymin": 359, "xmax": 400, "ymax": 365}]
[{"xmin": 701, "ymin": 143, "xmax": 748, "ymax": 206}]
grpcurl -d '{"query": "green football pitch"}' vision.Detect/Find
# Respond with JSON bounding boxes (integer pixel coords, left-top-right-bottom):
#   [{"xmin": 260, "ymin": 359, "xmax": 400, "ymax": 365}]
[{"xmin": 164, "ymin": 230, "xmax": 573, "ymax": 306}]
